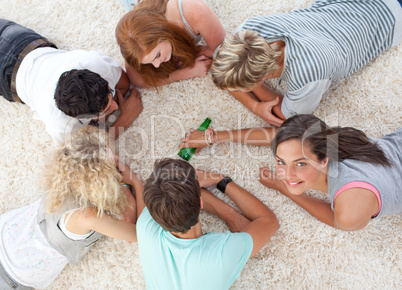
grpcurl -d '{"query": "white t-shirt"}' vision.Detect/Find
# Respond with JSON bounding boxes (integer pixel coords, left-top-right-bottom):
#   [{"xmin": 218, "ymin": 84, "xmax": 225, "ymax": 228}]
[{"xmin": 16, "ymin": 48, "xmax": 122, "ymax": 144}]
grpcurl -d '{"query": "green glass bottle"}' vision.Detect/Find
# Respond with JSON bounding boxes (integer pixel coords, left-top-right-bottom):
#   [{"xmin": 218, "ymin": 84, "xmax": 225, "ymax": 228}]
[{"xmin": 178, "ymin": 117, "xmax": 211, "ymax": 161}]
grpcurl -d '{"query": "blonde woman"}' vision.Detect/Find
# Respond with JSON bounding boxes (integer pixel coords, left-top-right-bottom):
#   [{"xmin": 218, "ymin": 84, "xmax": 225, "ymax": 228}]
[{"xmin": 0, "ymin": 127, "xmax": 144, "ymax": 289}]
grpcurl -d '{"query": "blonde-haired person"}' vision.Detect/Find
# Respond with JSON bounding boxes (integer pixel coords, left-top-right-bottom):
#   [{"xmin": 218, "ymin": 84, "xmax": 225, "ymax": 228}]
[
  {"xmin": 116, "ymin": 0, "xmax": 225, "ymax": 88},
  {"xmin": 0, "ymin": 127, "xmax": 144, "ymax": 289},
  {"xmin": 211, "ymin": 0, "xmax": 402, "ymax": 127}
]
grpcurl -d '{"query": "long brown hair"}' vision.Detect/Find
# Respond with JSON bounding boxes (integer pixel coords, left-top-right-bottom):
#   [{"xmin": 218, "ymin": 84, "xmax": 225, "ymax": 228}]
[
  {"xmin": 273, "ymin": 115, "xmax": 392, "ymax": 167},
  {"xmin": 116, "ymin": 4, "xmax": 200, "ymax": 87},
  {"xmin": 135, "ymin": 0, "xmax": 168, "ymax": 14}
]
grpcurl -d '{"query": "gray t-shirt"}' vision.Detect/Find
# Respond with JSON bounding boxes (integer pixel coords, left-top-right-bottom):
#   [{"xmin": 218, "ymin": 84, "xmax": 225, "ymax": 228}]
[
  {"xmin": 327, "ymin": 128, "xmax": 402, "ymax": 218},
  {"xmin": 239, "ymin": 0, "xmax": 401, "ymax": 118}
]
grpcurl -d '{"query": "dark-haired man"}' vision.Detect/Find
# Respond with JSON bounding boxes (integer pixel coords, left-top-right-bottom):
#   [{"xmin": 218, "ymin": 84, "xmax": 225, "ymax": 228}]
[
  {"xmin": 0, "ymin": 19, "xmax": 142, "ymax": 144},
  {"xmin": 136, "ymin": 158, "xmax": 278, "ymax": 289}
]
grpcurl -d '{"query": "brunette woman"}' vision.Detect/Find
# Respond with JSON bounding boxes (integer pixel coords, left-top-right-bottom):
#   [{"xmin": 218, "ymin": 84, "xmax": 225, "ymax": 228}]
[
  {"xmin": 179, "ymin": 114, "xmax": 401, "ymax": 230},
  {"xmin": 260, "ymin": 115, "xmax": 402, "ymax": 231}
]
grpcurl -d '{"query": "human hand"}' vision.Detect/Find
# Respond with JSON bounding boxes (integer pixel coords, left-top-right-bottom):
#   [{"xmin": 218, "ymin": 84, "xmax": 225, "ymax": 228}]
[
  {"xmin": 198, "ymin": 44, "xmax": 214, "ymax": 58},
  {"xmin": 178, "ymin": 128, "xmax": 208, "ymax": 153},
  {"xmin": 259, "ymin": 167, "xmax": 286, "ymax": 193},
  {"xmin": 254, "ymin": 97, "xmax": 284, "ymax": 127},
  {"xmin": 116, "ymin": 159, "xmax": 139, "ymax": 186},
  {"xmin": 188, "ymin": 55, "xmax": 212, "ymax": 78},
  {"xmin": 116, "ymin": 88, "xmax": 143, "ymax": 124},
  {"xmin": 196, "ymin": 170, "xmax": 225, "ymax": 188}
]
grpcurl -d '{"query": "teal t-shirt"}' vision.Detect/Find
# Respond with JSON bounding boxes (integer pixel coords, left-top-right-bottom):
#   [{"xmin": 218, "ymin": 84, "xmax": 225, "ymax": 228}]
[{"xmin": 137, "ymin": 207, "xmax": 253, "ymax": 290}]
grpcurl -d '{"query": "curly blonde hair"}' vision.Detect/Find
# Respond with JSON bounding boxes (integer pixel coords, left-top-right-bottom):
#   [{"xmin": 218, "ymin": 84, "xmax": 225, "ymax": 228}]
[
  {"xmin": 211, "ymin": 30, "xmax": 282, "ymax": 91},
  {"xmin": 43, "ymin": 127, "xmax": 127, "ymax": 219}
]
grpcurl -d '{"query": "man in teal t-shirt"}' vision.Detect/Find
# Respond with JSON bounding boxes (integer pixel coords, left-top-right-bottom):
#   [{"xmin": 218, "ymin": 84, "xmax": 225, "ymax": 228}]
[{"xmin": 136, "ymin": 159, "xmax": 279, "ymax": 289}]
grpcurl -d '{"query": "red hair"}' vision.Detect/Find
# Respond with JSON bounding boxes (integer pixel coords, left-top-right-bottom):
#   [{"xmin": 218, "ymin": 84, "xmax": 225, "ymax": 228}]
[{"xmin": 116, "ymin": 6, "xmax": 201, "ymax": 87}]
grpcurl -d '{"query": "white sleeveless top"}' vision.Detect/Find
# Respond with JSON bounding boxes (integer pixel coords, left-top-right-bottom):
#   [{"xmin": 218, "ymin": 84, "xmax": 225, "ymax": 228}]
[{"xmin": 58, "ymin": 208, "xmax": 94, "ymax": 240}]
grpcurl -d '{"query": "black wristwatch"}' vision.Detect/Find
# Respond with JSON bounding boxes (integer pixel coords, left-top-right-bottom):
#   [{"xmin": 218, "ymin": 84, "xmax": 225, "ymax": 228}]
[{"xmin": 217, "ymin": 177, "xmax": 233, "ymax": 193}]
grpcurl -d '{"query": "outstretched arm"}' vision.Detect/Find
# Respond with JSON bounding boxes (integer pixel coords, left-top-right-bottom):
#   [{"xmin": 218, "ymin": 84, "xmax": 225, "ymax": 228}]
[
  {"xmin": 75, "ymin": 207, "xmax": 138, "ymax": 242},
  {"xmin": 179, "ymin": 127, "xmax": 277, "ymax": 153},
  {"xmin": 259, "ymin": 168, "xmax": 378, "ymax": 231},
  {"xmin": 229, "ymin": 91, "xmax": 285, "ymax": 127},
  {"xmin": 259, "ymin": 167, "xmax": 336, "ymax": 227}
]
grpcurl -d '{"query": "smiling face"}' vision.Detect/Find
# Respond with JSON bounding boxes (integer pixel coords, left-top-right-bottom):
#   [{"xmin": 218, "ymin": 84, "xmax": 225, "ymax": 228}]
[
  {"xmin": 141, "ymin": 40, "xmax": 172, "ymax": 68},
  {"xmin": 275, "ymin": 139, "xmax": 328, "ymax": 195}
]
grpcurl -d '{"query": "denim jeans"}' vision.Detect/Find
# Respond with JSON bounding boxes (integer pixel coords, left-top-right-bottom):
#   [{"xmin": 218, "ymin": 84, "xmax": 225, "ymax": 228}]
[{"xmin": 0, "ymin": 19, "xmax": 47, "ymax": 101}]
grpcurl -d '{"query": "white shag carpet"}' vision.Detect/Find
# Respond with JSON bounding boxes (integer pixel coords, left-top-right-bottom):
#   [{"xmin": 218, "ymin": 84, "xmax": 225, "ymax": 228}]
[{"xmin": 0, "ymin": 0, "xmax": 401, "ymax": 289}]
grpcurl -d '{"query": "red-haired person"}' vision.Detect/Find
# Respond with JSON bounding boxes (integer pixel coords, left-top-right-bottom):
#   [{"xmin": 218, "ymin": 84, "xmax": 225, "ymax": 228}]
[{"xmin": 116, "ymin": 0, "xmax": 225, "ymax": 87}]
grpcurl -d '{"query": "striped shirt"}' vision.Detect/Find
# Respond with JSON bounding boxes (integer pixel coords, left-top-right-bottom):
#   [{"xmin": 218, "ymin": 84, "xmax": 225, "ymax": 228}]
[{"xmin": 240, "ymin": 0, "xmax": 400, "ymax": 118}]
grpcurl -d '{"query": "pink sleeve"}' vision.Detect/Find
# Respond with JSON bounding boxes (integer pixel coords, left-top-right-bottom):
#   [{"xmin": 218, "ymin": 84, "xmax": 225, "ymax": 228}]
[{"xmin": 333, "ymin": 181, "xmax": 381, "ymax": 217}]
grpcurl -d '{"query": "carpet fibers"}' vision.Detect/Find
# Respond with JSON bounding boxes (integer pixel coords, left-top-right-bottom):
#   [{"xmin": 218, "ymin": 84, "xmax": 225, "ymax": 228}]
[{"xmin": 0, "ymin": 0, "xmax": 401, "ymax": 289}]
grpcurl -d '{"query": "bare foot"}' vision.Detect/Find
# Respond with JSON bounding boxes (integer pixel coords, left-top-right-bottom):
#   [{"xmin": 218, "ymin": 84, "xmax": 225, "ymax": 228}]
[{"xmin": 259, "ymin": 167, "xmax": 284, "ymax": 191}]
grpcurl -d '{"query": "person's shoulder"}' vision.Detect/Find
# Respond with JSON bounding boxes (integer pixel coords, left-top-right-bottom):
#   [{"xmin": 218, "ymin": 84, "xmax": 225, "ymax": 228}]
[
  {"xmin": 229, "ymin": 231, "xmax": 253, "ymax": 244},
  {"xmin": 136, "ymin": 208, "xmax": 166, "ymax": 246},
  {"xmin": 202, "ymin": 231, "xmax": 253, "ymax": 245},
  {"xmin": 201, "ymin": 232, "xmax": 253, "ymax": 268},
  {"xmin": 137, "ymin": 207, "xmax": 151, "ymax": 226},
  {"xmin": 66, "ymin": 50, "xmax": 116, "ymax": 62},
  {"xmin": 181, "ymin": 0, "xmax": 211, "ymax": 16},
  {"xmin": 137, "ymin": 207, "xmax": 161, "ymax": 232}
]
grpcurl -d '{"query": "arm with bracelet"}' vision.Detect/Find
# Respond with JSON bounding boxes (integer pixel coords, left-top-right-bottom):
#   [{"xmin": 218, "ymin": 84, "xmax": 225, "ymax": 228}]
[{"xmin": 179, "ymin": 127, "xmax": 278, "ymax": 154}]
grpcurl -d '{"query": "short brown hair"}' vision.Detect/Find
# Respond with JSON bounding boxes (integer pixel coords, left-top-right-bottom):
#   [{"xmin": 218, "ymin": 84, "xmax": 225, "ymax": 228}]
[{"xmin": 143, "ymin": 158, "xmax": 201, "ymax": 233}]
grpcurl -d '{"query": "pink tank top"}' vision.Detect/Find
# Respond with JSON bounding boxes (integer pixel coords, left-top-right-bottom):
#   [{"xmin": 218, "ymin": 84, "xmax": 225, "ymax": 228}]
[{"xmin": 333, "ymin": 181, "xmax": 381, "ymax": 217}]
